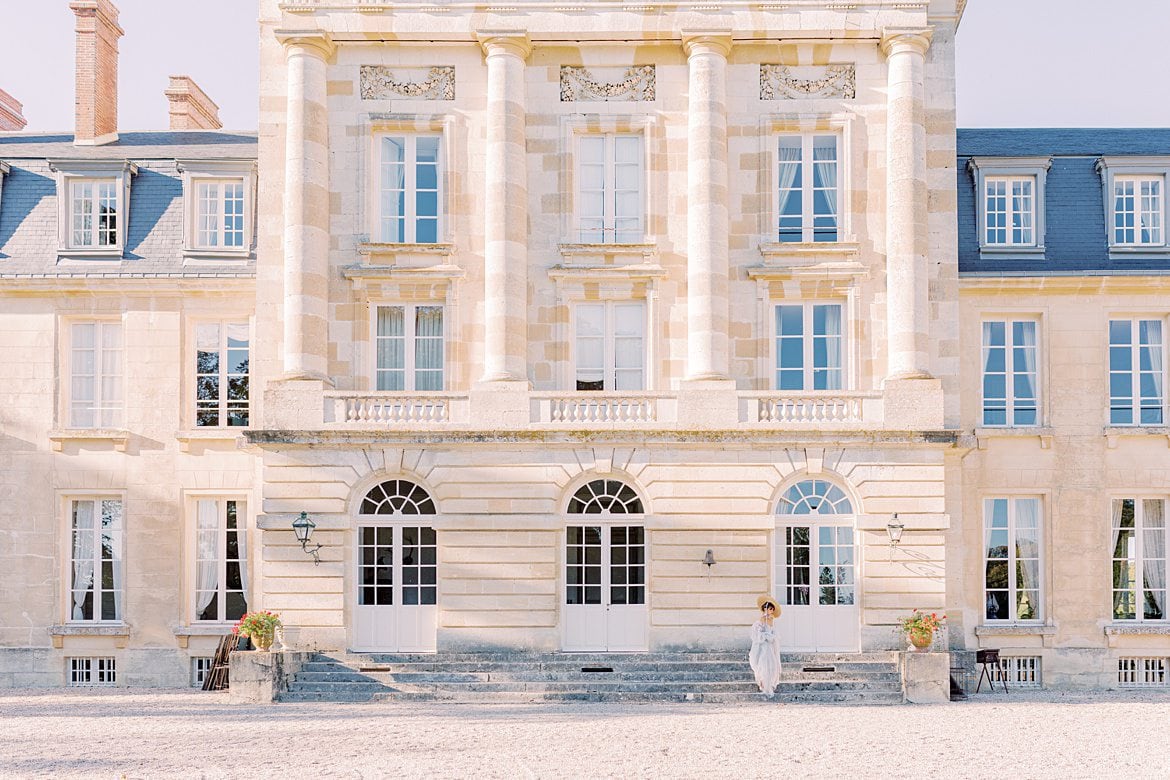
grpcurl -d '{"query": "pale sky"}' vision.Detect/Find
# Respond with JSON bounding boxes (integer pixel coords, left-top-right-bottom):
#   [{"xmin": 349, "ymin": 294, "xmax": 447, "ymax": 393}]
[{"xmin": 1, "ymin": 0, "xmax": 1167, "ymax": 132}]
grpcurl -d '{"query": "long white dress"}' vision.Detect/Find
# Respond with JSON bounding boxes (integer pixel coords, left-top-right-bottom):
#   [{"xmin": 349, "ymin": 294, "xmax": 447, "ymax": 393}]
[{"xmin": 749, "ymin": 618, "xmax": 783, "ymax": 696}]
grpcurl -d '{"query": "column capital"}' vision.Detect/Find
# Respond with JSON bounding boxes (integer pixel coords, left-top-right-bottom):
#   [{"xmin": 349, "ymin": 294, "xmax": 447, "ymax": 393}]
[
  {"xmin": 275, "ymin": 29, "xmax": 336, "ymax": 60},
  {"xmin": 879, "ymin": 28, "xmax": 932, "ymax": 58},
  {"xmin": 477, "ymin": 30, "xmax": 532, "ymax": 60},
  {"xmin": 681, "ymin": 30, "xmax": 733, "ymax": 59}
]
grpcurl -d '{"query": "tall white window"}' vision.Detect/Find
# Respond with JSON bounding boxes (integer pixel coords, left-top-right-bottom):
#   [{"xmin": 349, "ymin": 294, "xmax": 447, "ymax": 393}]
[
  {"xmin": 574, "ymin": 302, "xmax": 645, "ymax": 392},
  {"xmin": 69, "ymin": 322, "xmax": 123, "ymax": 428},
  {"xmin": 777, "ymin": 134, "xmax": 838, "ymax": 243},
  {"xmin": 195, "ymin": 323, "xmax": 250, "ymax": 427},
  {"xmin": 70, "ymin": 179, "xmax": 118, "ymax": 248},
  {"xmin": 195, "ymin": 179, "xmax": 246, "ymax": 249},
  {"xmin": 1113, "ymin": 175, "xmax": 1164, "ymax": 246},
  {"xmin": 69, "ymin": 499, "xmax": 123, "ymax": 622},
  {"xmin": 984, "ymin": 176, "xmax": 1035, "ymax": 246},
  {"xmin": 983, "ymin": 497, "xmax": 1042, "ymax": 622},
  {"xmin": 194, "ymin": 499, "xmax": 248, "ymax": 623},
  {"xmin": 774, "ymin": 303, "xmax": 843, "ymax": 391},
  {"xmin": 981, "ymin": 320, "xmax": 1039, "ymax": 426},
  {"xmin": 379, "ymin": 135, "xmax": 441, "ymax": 244},
  {"xmin": 375, "ymin": 305, "xmax": 444, "ymax": 392},
  {"xmin": 576, "ymin": 134, "xmax": 644, "ymax": 243},
  {"xmin": 1109, "ymin": 318, "xmax": 1164, "ymax": 426},
  {"xmin": 1112, "ymin": 498, "xmax": 1167, "ymax": 622}
]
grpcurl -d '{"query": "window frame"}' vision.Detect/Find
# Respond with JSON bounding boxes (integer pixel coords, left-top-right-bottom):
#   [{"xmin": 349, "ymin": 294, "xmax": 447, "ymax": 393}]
[
  {"xmin": 770, "ymin": 300, "xmax": 848, "ymax": 392},
  {"xmin": 1110, "ymin": 497, "xmax": 1169, "ymax": 623},
  {"xmin": 979, "ymin": 317, "xmax": 1041, "ymax": 427},
  {"xmin": 573, "ymin": 131, "xmax": 646, "ymax": 244},
  {"xmin": 188, "ymin": 495, "xmax": 250, "ymax": 625},
  {"xmin": 369, "ymin": 302, "xmax": 447, "ymax": 393},
  {"xmin": 371, "ymin": 132, "xmax": 444, "ymax": 245},
  {"xmin": 774, "ymin": 132, "xmax": 841, "ymax": 244},
  {"xmin": 570, "ymin": 300, "xmax": 647, "ymax": 393},
  {"xmin": 1097, "ymin": 157, "xmax": 1170, "ymax": 254},
  {"xmin": 48, "ymin": 159, "xmax": 137, "ymax": 257},
  {"xmin": 178, "ymin": 160, "xmax": 256, "ymax": 259},
  {"xmin": 64, "ymin": 318, "xmax": 125, "ymax": 430},
  {"xmin": 1107, "ymin": 315, "xmax": 1166, "ymax": 427},
  {"xmin": 191, "ymin": 318, "xmax": 252, "ymax": 429},
  {"xmin": 982, "ymin": 495, "xmax": 1045, "ymax": 624},
  {"xmin": 62, "ymin": 494, "xmax": 125, "ymax": 625},
  {"xmin": 968, "ymin": 156, "xmax": 1050, "ymax": 256}
]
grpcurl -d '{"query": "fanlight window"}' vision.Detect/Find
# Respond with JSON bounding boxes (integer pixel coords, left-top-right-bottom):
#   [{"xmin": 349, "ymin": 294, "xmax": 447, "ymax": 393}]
[
  {"xmin": 568, "ymin": 479, "xmax": 644, "ymax": 514},
  {"xmin": 360, "ymin": 480, "xmax": 436, "ymax": 515},
  {"xmin": 777, "ymin": 480, "xmax": 852, "ymax": 515}
]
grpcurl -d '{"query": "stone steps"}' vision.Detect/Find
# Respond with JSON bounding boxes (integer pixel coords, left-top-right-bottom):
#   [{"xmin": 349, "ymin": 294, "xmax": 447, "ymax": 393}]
[{"xmin": 279, "ymin": 651, "xmax": 903, "ymax": 705}]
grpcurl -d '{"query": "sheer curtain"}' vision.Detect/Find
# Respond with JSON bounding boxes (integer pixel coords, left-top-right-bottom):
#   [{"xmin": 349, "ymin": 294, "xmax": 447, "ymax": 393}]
[
  {"xmin": 71, "ymin": 501, "xmax": 93, "ymax": 620},
  {"xmin": 414, "ymin": 307, "xmax": 445, "ymax": 392},
  {"xmin": 1112, "ymin": 499, "xmax": 1129, "ymax": 619},
  {"xmin": 195, "ymin": 500, "xmax": 219, "ymax": 619},
  {"xmin": 235, "ymin": 503, "xmax": 248, "ymax": 598},
  {"xmin": 1011, "ymin": 179, "xmax": 1032, "ymax": 242},
  {"xmin": 820, "ymin": 305, "xmax": 843, "ymax": 391},
  {"xmin": 1014, "ymin": 498, "xmax": 1040, "ymax": 620},
  {"xmin": 376, "ymin": 306, "xmax": 405, "ymax": 391},
  {"xmin": 1016, "ymin": 321, "xmax": 1038, "ymax": 422},
  {"xmin": 1143, "ymin": 499, "xmax": 1165, "ymax": 619},
  {"xmin": 103, "ymin": 500, "xmax": 123, "ymax": 621},
  {"xmin": 812, "ymin": 138, "xmax": 837, "ymax": 223},
  {"xmin": 1141, "ymin": 320, "xmax": 1163, "ymax": 422},
  {"xmin": 777, "ymin": 139, "xmax": 802, "ymax": 238}
]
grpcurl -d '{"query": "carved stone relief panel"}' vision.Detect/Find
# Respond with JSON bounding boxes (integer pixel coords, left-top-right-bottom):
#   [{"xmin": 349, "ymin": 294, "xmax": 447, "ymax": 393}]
[
  {"xmin": 360, "ymin": 66, "xmax": 455, "ymax": 100},
  {"xmin": 759, "ymin": 64, "xmax": 856, "ymax": 100},
  {"xmin": 560, "ymin": 65, "xmax": 656, "ymax": 102}
]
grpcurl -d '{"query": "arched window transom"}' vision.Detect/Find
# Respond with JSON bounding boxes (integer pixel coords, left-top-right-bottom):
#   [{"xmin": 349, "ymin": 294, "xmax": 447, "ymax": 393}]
[
  {"xmin": 360, "ymin": 480, "xmax": 436, "ymax": 515},
  {"xmin": 777, "ymin": 480, "xmax": 852, "ymax": 515},
  {"xmin": 568, "ymin": 479, "xmax": 644, "ymax": 514}
]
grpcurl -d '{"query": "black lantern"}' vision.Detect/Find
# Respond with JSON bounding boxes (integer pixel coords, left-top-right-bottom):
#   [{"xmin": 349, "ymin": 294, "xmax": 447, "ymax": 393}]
[
  {"xmin": 702, "ymin": 549, "xmax": 717, "ymax": 568},
  {"xmin": 292, "ymin": 511, "xmax": 323, "ymax": 565}
]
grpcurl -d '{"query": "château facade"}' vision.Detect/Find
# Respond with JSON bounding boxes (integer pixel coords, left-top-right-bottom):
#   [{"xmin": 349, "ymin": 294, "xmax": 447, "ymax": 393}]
[{"xmin": 1, "ymin": 0, "xmax": 1168, "ymax": 691}]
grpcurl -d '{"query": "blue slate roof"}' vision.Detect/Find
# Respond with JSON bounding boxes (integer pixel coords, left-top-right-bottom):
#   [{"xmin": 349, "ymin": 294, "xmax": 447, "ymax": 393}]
[
  {"xmin": 0, "ymin": 131, "xmax": 257, "ymax": 277},
  {"xmin": 957, "ymin": 128, "xmax": 1170, "ymax": 276}
]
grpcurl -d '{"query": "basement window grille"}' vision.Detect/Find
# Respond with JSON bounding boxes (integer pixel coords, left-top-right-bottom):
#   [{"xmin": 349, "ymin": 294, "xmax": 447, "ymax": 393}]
[
  {"xmin": 191, "ymin": 657, "xmax": 214, "ymax": 688},
  {"xmin": 992, "ymin": 656, "xmax": 1041, "ymax": 688},
  {"xmin": 68, "ymin": 657, "xmax": 116, "ymax": 687},
  {"xmin": 1118, "ymin": 657, "xmax": 1169, "ymax": 688}
]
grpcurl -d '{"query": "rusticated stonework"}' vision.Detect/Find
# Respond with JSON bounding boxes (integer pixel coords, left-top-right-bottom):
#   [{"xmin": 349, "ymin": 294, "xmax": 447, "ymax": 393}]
[
  {"xmin": 359, "ymin": 66, "xmax": 455, "ymax": 100},
  {"xmin": 560, "ymin": 65, "xmax": 655, "ymax": 102},
  {"xmin": 759, "ymin": 64, "xmax": 856, "ymax": 100}
]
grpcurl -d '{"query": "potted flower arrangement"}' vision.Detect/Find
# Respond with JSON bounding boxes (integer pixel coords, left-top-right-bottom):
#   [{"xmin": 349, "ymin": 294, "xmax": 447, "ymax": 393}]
[
  {"xmin": 233, "ymin": 611, "xmax": 282, "ymax": 652},
  {"xmin": 899, "ymin": 609, "xmax": 945, "ymax": 652}
]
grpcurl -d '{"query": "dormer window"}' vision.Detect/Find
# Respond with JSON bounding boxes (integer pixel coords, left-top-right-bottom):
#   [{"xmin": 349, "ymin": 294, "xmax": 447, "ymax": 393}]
[
  {"xmin": 49, "ymin": 159, "xmax": 137, "ymax": 258},
  {"xmin": 1097, "ymin": 158, "xmax": 1170, "ymax": 255},
  {"xmin": 178, "ymin": 159, "xmax": 256, "ymax": 259},
  {"xmin": 968, "ymin": 156, "xmax": 1050, "ymax": 255}
]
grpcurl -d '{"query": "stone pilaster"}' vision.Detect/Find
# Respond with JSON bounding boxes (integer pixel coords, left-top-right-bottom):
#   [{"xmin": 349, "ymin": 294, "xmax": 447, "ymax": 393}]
[
  {"xmin": 276, "ymin": 31, "xmax": 334, "ymax": 383},
  {"xmin": 478, "ymin": 31, "xmax": 531, "ymax": 385},
  {"xmin": 881, "ymin": 29, "xmax": 933, "ymax": 381},
  {"xmin": 682, "ymin": 32, "xmax": 732, "ymax": 382}
]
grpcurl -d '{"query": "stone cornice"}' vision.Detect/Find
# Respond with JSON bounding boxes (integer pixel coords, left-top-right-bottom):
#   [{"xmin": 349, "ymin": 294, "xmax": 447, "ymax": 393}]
[
  {"xmin": 275, "ymin": 29, "xmax": 336, "ymax": 59},
  {"xmin": 879, "ymin": 27, "xmax": 932, "ymax": 57},
  {"xmin": 681, "ymin": 30, "xmax": 733, "ymax": 59},
  {"xmin": 476, "ymin": 30, "xmax": 532, "ymax": 60}
]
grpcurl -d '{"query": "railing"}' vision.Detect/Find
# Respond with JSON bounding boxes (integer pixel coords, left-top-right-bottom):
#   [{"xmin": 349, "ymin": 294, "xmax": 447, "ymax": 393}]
[
  {"xmin": 531, "ymin": 392, "xmax": 675, "ymax": 424},
  {"xmin": 741, "ymin": 392, "xmax": 881, "ymax": 424},
  {"xmin": 325, "ymin": 393, "xmax": 467, "ymax": 425}
]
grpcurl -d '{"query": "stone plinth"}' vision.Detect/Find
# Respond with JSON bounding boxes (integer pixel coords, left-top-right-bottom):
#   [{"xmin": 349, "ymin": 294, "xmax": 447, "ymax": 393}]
[
  {"xmin": 900, "ymin": 650, "xmax": 950, "ymax": 703},
  {"xmin": 229, "ymin": 650, "xmax": 313, "ymax": 704}
]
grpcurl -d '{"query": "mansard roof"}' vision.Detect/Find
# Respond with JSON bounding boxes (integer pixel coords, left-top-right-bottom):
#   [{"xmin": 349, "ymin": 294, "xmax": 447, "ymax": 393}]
[{"xmin": 0, "ymin": 131, "xmax": 256, "ymax": 159}]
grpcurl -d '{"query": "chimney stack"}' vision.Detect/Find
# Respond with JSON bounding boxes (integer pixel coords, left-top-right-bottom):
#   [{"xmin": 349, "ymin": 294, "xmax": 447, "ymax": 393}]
[
  {"xmin": 165, "ymin": 76, "xmax": 223, "ymax": 131},
  {"xmin": 70, "ymin": 0, "xmax": 123, "ymax": 145},
  {"xmin": 0, "ymin": 89, "xmax": 27, "ymax": 131}
]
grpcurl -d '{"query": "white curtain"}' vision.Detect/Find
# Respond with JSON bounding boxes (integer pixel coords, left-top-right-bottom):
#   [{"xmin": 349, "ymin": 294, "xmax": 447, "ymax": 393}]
[
  {"xmin": 377, "ymin": 306, "xmax": 405, "ymax": 391},
  {"xmin": 1112, "ymin": 499, "xmax": 1130, "ymax": 618},
  {"xmin": 235, "ymin": 503, "xmax": 248, "ymax": 597},
  {"xmin": 1014, "ymin": 498, "xmax": 1039, "ymax": 605},
  {"xmin": 71, "ymin": 501, "xmax": 94, "ymax": 620},
  {"xmin": 821, "ymin": 305, "xmax": 842, "ymax": 391},
  {"xmin": 1017, "ymin": 321, "xmax": 1038, "ymax": 412},
  {"xmin": 812, "ymin": 138, "xmax": 837, "ymax": 221},
  {"xmin": 777, "ymin": 139, "xmax": 802, "ymax": 235},
  {"xmin": 195, "ymin": 500, "xmax": 219, "ymax": 618},
  {"xmin": 103, "ymin": 500, "xmax": 123, "ymax": 621},
  {"xmin": 1011, "ymin": 179, "xmax": 1032, "ymax": 240},
  {"xmin": 414, "ymin": 306, "xmax": 444, "ymax": 391},
  {"xmin": 1143, "ymin": 499, "xmax": 1166, "ymax": 618},
  {"xmin": 1142, "ymin": 320, "xmax": 1163, "ymax": 418}
]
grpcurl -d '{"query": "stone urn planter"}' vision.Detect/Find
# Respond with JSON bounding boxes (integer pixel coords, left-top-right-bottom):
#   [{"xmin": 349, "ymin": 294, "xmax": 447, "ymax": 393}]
[
  {"xmin": 908, "ymin": 631, "xmax": 934, "ymax": 652},
  {"xmin": 899, "ymin": 609, "xmax": 946, "ymax": 653}
]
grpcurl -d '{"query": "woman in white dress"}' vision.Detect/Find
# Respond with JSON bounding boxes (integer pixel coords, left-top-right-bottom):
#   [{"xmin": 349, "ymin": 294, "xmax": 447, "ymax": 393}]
[{"xmin": 749, "ymin": 594, "xmax": 783, "ymax": 697}]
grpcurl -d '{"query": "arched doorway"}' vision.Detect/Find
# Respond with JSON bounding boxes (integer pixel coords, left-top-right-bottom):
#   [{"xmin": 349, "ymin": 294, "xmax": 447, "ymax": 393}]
[
  {"xmin": 774, "ymin": 479, "xmax": 859, "ymax": 652},
  {"xmin": 562, "ymin": 478, "xmax": 648, "ymax": 652},
  {"xmin": 352, "ymin": 479, "xmax": 438, "ymax": 652}
]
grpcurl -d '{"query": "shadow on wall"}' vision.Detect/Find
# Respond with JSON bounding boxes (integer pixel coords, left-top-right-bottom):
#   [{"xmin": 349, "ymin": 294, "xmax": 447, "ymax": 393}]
[{"xmin": 124, "ymin": 167, "xmax": 179, "ymax": 259}]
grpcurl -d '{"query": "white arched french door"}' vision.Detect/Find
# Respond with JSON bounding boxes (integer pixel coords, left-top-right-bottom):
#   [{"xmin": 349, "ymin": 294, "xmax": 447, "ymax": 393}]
[
  {"xmin": 562, "ymin": 479, "xmax": 648, "ymax": 652},
  {"xmin": 352, "ymin": 480, "xmax": 438, "ymax": 653},
  {"xmin": 774, "ymin": 479, "xmax": 859, "ymax": 652}
]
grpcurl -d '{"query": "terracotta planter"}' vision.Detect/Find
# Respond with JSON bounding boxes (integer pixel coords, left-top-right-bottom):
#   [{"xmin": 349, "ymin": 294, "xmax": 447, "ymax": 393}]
[
  {"xmin": 908, "ymin": 631, "xmax": 934, "ymax": 651},
  {"xmin": 251, "ymin": 633, "xmax": 274, "ymax": 652}
]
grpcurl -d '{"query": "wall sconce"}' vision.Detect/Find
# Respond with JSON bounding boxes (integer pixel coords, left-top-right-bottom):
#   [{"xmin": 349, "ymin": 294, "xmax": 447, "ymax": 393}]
[
  {"xmin": 292, "ymin": 511, "xmax": 323, "ymax": 565},
  {"xmin": 887, "ymin": 513, "xmax": 905, "ymax": 548},
  {"xmin": 702, "ymin": 549, "xmax": 717, "ymax": 568}
]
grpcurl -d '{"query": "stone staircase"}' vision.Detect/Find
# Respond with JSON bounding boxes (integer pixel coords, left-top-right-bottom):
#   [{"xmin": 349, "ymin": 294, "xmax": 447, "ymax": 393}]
[{"xmin": 278, "ymin": 651, "xmax": 904, "ymax": 704}]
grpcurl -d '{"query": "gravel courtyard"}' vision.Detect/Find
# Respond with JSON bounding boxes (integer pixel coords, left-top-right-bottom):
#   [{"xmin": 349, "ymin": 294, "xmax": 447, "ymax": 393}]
[{"xmin": 1, "ymin": 690, "xmax": 1169, "ymax": 779}]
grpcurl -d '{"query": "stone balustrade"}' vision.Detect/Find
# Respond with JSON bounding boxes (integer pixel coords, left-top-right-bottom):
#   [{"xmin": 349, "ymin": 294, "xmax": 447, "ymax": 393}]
[
  {"xmin": 741, "ymin": 392, "xmax": 882, "ymax": 425},
  {"xmin": 325, "ymin": 392, "xmax": 468, "ymax": 425},
  {"xmin": 531, "ymin": 392, "xmax": 674, "ymax": 424}
]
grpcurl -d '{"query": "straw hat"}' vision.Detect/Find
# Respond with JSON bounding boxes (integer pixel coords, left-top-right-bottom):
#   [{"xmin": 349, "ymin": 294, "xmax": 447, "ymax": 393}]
[{"xmin": 757, "ymin": 594, "xmax": 781, "ymax": 615}]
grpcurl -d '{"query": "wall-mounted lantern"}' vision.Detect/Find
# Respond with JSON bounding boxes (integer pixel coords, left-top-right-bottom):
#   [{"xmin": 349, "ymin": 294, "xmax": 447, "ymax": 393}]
[
  {"xmin": 292, "ymin": 511, "xmax": 323, "ymax": 565},
  {"xmin": 887, "ymin": 513, "xmax": 906, "ymax": 548}
]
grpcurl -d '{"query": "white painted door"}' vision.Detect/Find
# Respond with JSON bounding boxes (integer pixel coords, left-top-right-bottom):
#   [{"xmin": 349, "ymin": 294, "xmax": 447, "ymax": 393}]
[
  {"xmin": 353, "ymin": 525, "xmax": 438, "ymax": 652},
  {"xmin": 775, "ymin": 522, "xmax": 859, "ymax": 652},
  {"xmin": 563, "ymin": 525, "xmax": 648, "ymax": 651}
]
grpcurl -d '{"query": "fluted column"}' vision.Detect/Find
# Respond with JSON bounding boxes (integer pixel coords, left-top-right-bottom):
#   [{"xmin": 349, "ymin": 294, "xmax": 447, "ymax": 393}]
[
  {"xmin": 478, "ymin": 31, "xmax": 531, "ymax": 383},
  {"xmin": 682, "ymin": 32, "xmax": 732, "ymax": 382},
  {"xmin": 277, "ymin": 31, "xmax": 334, "ymax": 381},
  {"xmin": 881, "ymin": 29, "xmax": 933, "ymax": 381}
]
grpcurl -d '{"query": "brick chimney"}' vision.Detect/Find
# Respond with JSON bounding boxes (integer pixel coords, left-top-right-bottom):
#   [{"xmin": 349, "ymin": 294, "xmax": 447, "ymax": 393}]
[
  {"xmin": 0, "ymin": 89, "xmax": 27, "ymax": 131},
  {"xmin": 165, "ymin": 76, "xmax": 222, "ymax": 131},
  {"xmin": 70, "ymin": 0, "xmax": 123, "ymax": 146}
]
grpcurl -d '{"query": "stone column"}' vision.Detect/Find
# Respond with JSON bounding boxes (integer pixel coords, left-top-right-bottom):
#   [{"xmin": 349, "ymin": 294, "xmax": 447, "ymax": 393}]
[
  {"xmin": 881, "ymin": 29, "xmax": 933, "ymax": 381},
  {"xmin": 682, "ymin": 32, "xmax": 732, "ymax": 382},
  {"xmin": 478, "ymin": 31, "xmax": 531, "ymax": 384},
  {"xmin": 277, "ymin": 31, "xmax": 333, "ymax": 382}
]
